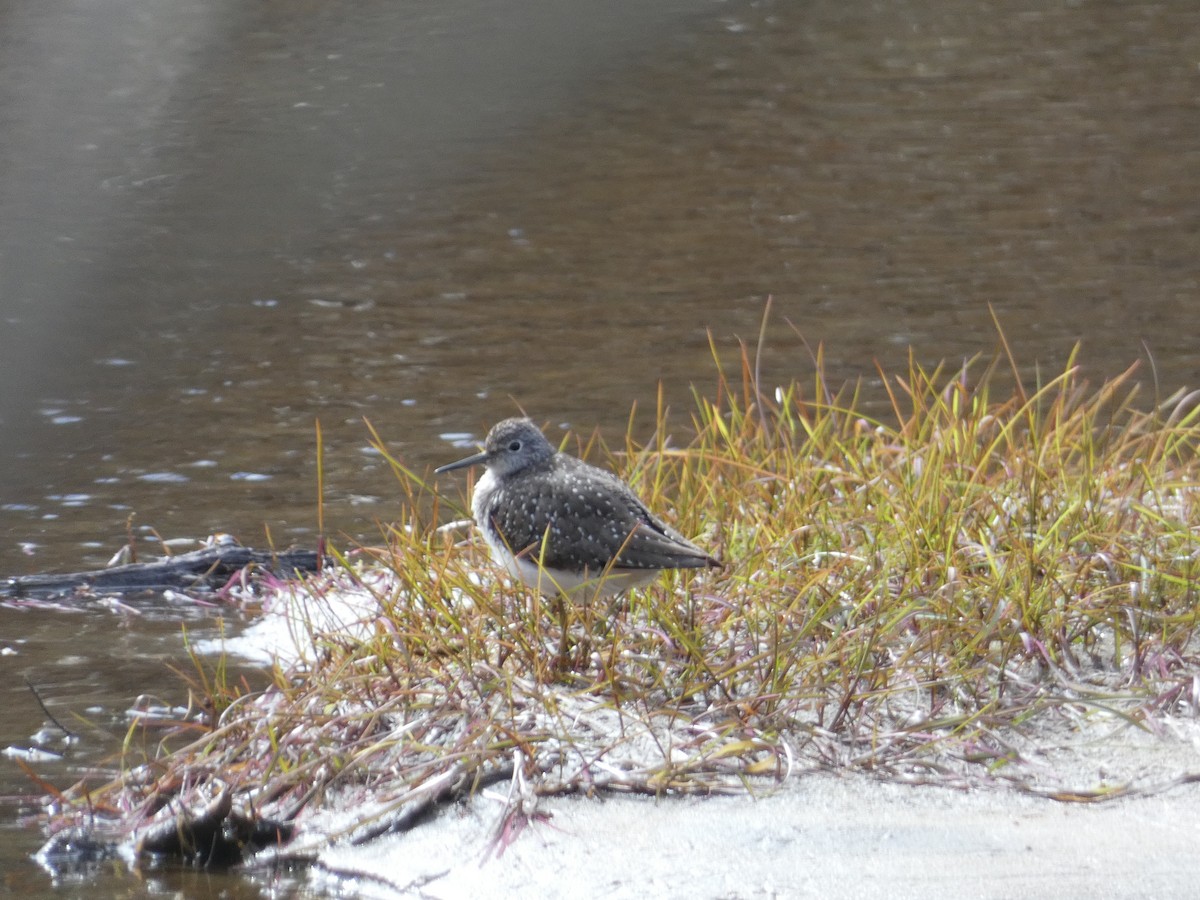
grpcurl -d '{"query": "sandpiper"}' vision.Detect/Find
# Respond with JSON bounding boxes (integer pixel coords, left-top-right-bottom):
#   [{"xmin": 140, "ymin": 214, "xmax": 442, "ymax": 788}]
[{"xmin": 434, "ymin": 417, "xmax": 721, "ymax": 598}]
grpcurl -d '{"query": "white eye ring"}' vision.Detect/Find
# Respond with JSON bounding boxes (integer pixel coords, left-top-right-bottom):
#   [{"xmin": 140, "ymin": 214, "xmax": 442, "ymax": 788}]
[{"xmin": 508, "ymin": 440, "xmax": 522, "ymax": 452}]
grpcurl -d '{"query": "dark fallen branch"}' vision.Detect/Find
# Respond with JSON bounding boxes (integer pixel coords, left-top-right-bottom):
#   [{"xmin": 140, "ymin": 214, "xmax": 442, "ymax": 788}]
[
  {"xmin": 133, "ymin": 787, "xmax": 296, "ymax": 867},
  {"xmin": 39, "ymin": 762, "xmax": 515, "ymax": 874},
  {"xmin": 1, "ymin": 544, "xmax": 321, "ymax": 600},
  {"xmin": 347, "ymin": 760, "xmax": 516, "ymax": 848}
]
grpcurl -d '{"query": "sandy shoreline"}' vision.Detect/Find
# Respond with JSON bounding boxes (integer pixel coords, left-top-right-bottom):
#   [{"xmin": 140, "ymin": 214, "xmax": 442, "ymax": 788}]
[
  {"xmin": 305, "ymin": 718, "xmax": 1200, "ymax": 899},
  {"xmin": 308, "ymin": 773, "xmax": 1200, "ymax": 899}
]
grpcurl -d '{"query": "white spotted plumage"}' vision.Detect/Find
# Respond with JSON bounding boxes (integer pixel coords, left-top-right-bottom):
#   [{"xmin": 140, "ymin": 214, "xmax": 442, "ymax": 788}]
[{"xmin": 436, "ymin": 417, "xmax": 721, "ymax": 598}]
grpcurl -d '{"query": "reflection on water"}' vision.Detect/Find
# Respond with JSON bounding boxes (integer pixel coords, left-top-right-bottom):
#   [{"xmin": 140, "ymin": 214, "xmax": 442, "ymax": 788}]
[
  {"xmin": 0, "ymin": 0, "xmax": 719, "ymax": 576},
  {"xmin": 3, "ymin": 1, "xmax": 1199, "ymax": 577},
  {"xmin": 3, "ymin": 0, "xmax": 1200, "ymax": 893}
]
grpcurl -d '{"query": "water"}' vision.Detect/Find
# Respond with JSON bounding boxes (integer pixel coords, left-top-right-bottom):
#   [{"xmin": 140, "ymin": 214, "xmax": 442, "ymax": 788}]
[{"xmin": 3, "ymin": 0, "xmax": 1199, "ymax": 893}]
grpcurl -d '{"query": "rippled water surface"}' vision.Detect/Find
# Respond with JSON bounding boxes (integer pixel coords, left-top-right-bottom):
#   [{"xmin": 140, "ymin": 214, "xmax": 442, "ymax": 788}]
[{"xmin": 2, "ymin": 0, "xmax": 1199, "ymax": 893}]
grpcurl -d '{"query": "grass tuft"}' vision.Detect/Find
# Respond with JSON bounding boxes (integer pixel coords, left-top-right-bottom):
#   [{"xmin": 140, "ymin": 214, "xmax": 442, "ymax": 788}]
[{"xmin": 37, "ymin": 334, "xmax": 1200, "ymax": 862}]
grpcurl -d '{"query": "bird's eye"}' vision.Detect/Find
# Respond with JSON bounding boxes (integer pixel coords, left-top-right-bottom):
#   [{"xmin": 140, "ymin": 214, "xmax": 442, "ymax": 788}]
[{"xmin": 508, "ymin": 440, "xmax": 522, "ymax": 452}]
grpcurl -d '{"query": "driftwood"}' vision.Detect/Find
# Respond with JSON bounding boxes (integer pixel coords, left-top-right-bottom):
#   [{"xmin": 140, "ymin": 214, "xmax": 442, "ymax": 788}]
[
  {"xmin": 1, "ymin": 544, "xmax": 320, "ymax": 600},
  {"xmin": 133, "ymin": 786, "xmax": 296, "ymax": 866}
]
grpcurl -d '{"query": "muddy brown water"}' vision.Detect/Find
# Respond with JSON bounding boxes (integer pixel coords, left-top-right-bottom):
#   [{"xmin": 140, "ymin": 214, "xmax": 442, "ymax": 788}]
[{"xmin": 2, "ymin": 0, "xmax": 1199, "ymax": 894}]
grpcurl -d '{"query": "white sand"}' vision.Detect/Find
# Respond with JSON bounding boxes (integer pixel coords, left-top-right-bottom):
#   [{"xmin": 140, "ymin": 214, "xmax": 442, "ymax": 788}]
[{"xmin": 309, "ymin": 773, "xmax": 1200, "ymax": 899}]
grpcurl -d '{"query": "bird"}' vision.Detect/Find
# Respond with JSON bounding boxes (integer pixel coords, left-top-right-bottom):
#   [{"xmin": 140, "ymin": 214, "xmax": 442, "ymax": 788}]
[{"xmin": 434, "ymin": 417, "xmax": 721, "ymax": 599}]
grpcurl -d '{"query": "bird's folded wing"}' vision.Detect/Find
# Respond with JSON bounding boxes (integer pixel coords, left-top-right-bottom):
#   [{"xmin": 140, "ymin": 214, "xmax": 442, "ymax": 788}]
[{"xmin": 613, "ymin": 521, "xmax": 718, "ymax": 571}]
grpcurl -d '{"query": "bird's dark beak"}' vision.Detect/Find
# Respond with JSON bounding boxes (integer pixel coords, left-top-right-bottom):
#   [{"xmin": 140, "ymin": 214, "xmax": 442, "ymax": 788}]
[{"xmin": 434, "ymin": 449, "xmax": 489, "ymax": 474}]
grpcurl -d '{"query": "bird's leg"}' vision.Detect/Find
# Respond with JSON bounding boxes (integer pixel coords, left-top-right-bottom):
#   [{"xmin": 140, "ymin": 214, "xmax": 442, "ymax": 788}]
[{"xmin": 553, "ymin": 594, "xmax": 571, "ymax": 673}]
